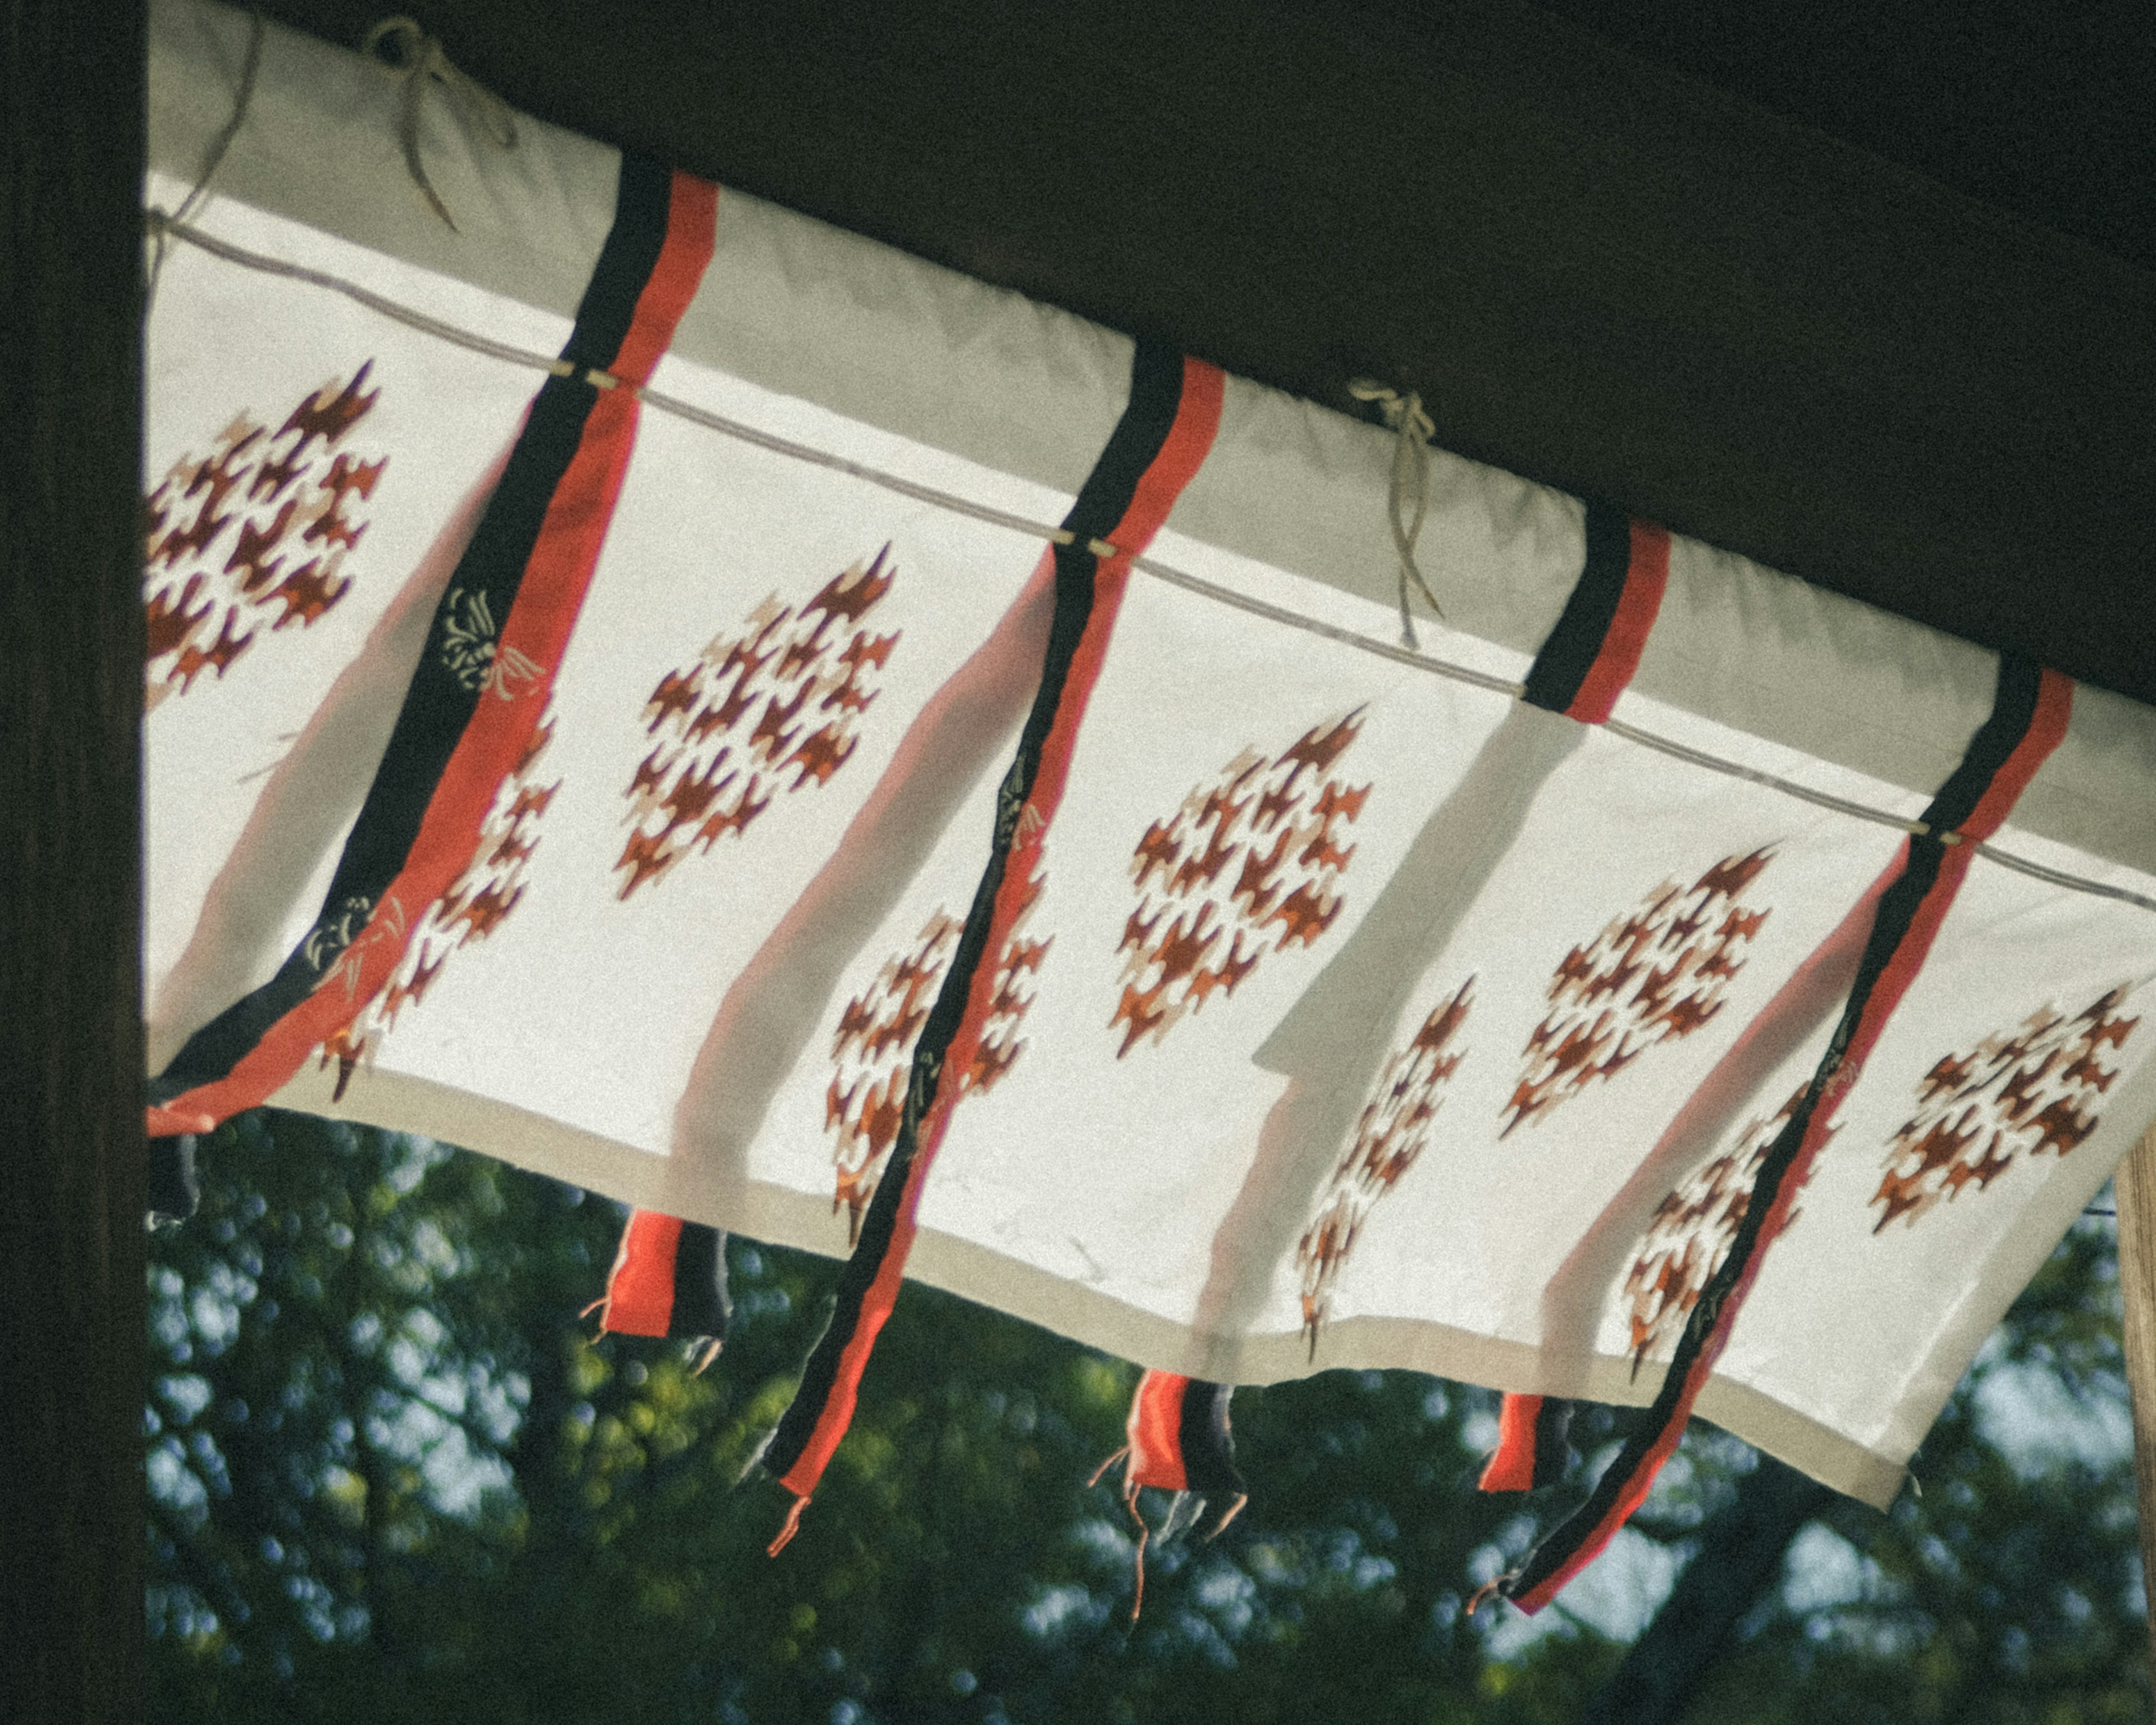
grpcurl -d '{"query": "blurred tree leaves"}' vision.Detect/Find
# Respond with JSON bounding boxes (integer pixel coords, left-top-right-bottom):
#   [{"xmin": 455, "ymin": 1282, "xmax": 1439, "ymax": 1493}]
[
  {"xmin": 147, "ymin": 1112, "xmax": 2150, "ymax": 1723},
  {"xmin": 1683, "ymin": 1213, "xmax": 2149, "ymax": 1725}
]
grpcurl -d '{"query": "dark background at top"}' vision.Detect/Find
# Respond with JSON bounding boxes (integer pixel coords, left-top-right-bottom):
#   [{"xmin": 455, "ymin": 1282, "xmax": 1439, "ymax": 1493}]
[{"xmin": 1524, "ymin": 0, "xmax": 2156, "ymax": 272}]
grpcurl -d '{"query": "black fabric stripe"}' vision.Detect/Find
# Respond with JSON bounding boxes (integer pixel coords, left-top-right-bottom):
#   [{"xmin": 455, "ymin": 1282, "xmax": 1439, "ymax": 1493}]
[
  {"xmin": 1504, "ymin": 654, "xmax": 2044, "ymax": 1602},
  {"xmin": 668, "ymin": 1222, "xmax": 731, "ymax": 1342},
  {"xmin": 1530, "ymin": 1397, "xmax": 1573, "ymax": 1489},
  {"xmin": 1177, "ymin": 1380, "xmax": 1246, "ymax": 1499},
  {"xmin": 764, "ymin": 340, "xmax": 1189, "ymax": 1480},
  {"xmin": 1063, "ymin": 343, "xmax": 1186, "ymax": 544},
  {"xmin": 150, "ymin": 157, "xmax": 676, "ymax": 1103},
  {"xmin": 1808, "ymin": 653, "xmax": 2043, "ymax": 1102},
  {"xmin": 1917, "ymin": 656, "xmax": 2042, "ymax": 833},
  {"xmin": 147, "ymin": 1134, "xmax": 200, "ymax": 1226},
  {"xmin": 560, "ymin": 158, "xmax": 674, "ymax": 373},
  {"xmin": 1520, "ymin": 499, "xmax": 1631, "ymax": 714}
]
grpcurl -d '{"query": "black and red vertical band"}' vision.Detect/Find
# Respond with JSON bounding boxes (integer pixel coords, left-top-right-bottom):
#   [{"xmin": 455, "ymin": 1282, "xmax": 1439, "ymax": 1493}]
[
  {"xmin": 596, "ymin": 1210, "xmax": 732, "ymax": 1346},
  {"xmin": 1120, "ymin": 1370, "xmax": 1246, "ymax": 1503},
  {"xmin": 1520, "ymin": 501, "xmax": 1671, "ymax": 725},
  {"xmin": 1478, "ymin": 1393, "xmax": 1574, "ymax": 1493},
  {"xmin": 759, "ymin": 342, "xmax": 1225, "ymax": 1531},
  {"xmin": 146, "ymin": 158, "xmax": 718, "ymax": 1135},
  {"xmin": 1498, "ymin": 656, "xmax": 2072, "ymax": 1613},
  {"xmin": 1096, "ymin": 1370, "xmax": 1248, "ymax": 1621}
]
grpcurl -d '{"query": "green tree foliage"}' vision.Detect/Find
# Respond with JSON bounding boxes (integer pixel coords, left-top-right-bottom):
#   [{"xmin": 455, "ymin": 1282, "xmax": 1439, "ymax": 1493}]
[
  {"xmin": 1678, "ymin": 1214, "xmax": 2148, "ymax": 1725},
  {"xmin": 147, "ymin": 1111, "xmax": 2151, "ymax": 1723}
]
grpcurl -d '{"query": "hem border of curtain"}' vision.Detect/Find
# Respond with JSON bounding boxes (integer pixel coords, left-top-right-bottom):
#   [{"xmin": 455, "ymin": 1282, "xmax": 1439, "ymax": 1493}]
[{"xmin": 274, "ymin": 1058, "xmax": 1926, "ymax": 1509}]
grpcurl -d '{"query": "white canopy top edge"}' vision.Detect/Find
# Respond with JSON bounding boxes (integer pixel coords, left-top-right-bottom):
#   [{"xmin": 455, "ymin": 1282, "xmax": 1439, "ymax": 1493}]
[{"xmin": 147, "ymin": 0, "xmax": 2156, "ymax": 878}]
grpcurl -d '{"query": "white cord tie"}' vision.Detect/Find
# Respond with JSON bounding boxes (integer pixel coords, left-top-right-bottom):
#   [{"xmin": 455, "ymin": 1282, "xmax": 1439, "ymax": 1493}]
[
  {"xmin": 1349, "ymin": 378, "xmax": 1445, "ymax": 648},
  {"xmin": 364, "ymin": 16, "xmax": 519, "ymax": 233}
]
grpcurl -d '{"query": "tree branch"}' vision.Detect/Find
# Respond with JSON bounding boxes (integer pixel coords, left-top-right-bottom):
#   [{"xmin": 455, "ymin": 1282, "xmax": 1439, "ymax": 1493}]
[{"xmin": 1579, "ymin": 1454, "xmax": 1834, "ymax": 1725}]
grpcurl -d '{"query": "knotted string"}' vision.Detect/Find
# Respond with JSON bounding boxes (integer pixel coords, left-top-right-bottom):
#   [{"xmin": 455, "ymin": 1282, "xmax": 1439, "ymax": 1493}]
[
  {"xmin": 1348, "ymin": 378, "xmax": 1445, "ymax": 648},
  {"xmin": 363, "ymin": 15, "xmax": 519, "ymax": 232},
  {"xmin": 145, "ymin": 8, "xmax": 266, "ymax": 315}
]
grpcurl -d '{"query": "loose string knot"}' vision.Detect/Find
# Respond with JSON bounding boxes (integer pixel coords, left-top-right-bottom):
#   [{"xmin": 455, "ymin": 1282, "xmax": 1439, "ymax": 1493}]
[
  {"xmin": 1348, "ymin": 378, "xmax": 1445, "ymax": 649},
  {"xmin": 364, "ymin": 16, "xmax": 518, "ymax": 232}
]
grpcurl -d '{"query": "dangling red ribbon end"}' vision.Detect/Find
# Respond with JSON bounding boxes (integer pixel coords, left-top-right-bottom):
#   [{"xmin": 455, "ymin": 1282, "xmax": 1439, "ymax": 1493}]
[
  {"xmin": 1477, "ymin": 1393, "xmax": 1544, "ymax": 1493},
  {"xmin": 766, "ymin": 1493, "xmax": 808, "ymax": 1558},
  {"xmin": 1086, "ymin": 1444, "xmax": 1130, "ymax": 1490},
  {"xmin": 1125, "ymin": 1485, "xmax": 1150, "ymax": 1624}
]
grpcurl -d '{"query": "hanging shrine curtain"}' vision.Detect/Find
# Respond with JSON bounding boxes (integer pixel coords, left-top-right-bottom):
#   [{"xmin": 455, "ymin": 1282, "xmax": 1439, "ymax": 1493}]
[{"xmin": 142, "ymin": 0, "xmax": 2156, "ymax": 1603}]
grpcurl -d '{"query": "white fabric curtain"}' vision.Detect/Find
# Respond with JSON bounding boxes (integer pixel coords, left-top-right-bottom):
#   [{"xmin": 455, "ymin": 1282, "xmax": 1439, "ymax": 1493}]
[{"xmin": 144, "ymin": 0, "xmax": 2156, "ymax": 1523}]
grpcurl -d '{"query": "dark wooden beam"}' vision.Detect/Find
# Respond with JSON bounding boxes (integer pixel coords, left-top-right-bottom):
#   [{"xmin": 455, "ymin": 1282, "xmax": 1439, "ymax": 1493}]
[
  {"xmin": 1528, "ymin": 0, "xmax": 2156, "ymax": 278},
  {"xmin": 1, "ymin": 2, "xmax": 147, "ymax": 1721},
  {"xmin": 248, "ymin": 0, "xmax": 2156, "ymax": 707}
]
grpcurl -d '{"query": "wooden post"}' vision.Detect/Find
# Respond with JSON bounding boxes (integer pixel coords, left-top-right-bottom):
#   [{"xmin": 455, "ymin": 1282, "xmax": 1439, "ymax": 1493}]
[
  {"xmin": 2112, "ymin": 1122, "xmax": 2156, "ymax": 1651},
  {"xmin": 0, "ymin": 2, "xmax": 148, "ymax": 1723}
]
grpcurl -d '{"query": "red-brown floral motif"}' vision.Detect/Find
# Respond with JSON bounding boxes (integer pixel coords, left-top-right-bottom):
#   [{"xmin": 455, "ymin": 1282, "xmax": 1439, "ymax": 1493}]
[
  {"xmin": 1296, "ymin": 978, "xmax": 1473, "ymax": 1354},
  {"xmin": 1503, "ymin": 848, "xmax": 1774, "ymax": 1136},
  {"xmin": 319, "ymin": 704, "xmax": 560, "ymax": 1094},
  {"xmin": 1111, "ymin": 711, "xmax": 1370, "ymax": 1057},
  {"xmin": 615, "ymin": 549, "xmax": 899, "ymax": 898},
  {"xmin": 1620, "ymin": 1085, "xmax": 1819, "ymax": 1374},
  {"xmin": 144, "ymin": 364, "xmax": 386, "ymax": 706},
  {"xmin": 1872, "ymin": 985, "xmax": 2140, "ymax": 1231},
  {"xmin": 825, "ymin": 866, "xmax": 1049, "ymax": 1239}
]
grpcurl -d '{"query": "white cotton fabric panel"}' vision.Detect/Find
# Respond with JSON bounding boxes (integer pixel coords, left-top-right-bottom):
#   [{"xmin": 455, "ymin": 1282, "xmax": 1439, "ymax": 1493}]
[
  {"xmin": 296, "ymin": 367, "xmax": 1076, "ymax": 1163},
  {"xmin": 1260, "ymin": 742, "xmax": 1906, "ymax": 1311},
  {"xmin": 144, "ymin": 0, "xmax": 2156, "ymax": 1515},
  {"xmin": 728, "ymin": 757, "xmax": 1009, "ymax": 1225},
  {"xmin": 916, "ymin": 579, "xmax": 1518, "ymax": 1320},
  {"xmin": 143, "ymin": 179, "xmax": 565, "ymax": 1066}
]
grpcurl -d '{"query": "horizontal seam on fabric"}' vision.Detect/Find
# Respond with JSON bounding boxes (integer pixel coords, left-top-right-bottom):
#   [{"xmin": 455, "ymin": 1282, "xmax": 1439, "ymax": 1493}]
[{"xmin": 145, "ymin": 208, "xmax": 2156, "ymax": 919}]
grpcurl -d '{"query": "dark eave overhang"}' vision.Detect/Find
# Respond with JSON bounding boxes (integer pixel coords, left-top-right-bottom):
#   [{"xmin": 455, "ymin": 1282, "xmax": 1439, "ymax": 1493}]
[{"xmin": 258, "ymin": 0, "xmax": 2156, "ymax": 706}]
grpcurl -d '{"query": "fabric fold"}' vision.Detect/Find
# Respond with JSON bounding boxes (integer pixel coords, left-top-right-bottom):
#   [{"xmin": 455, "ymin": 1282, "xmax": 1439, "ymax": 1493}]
[{"xmin": 1212, "ymin": 500, "xmax": 1662, "ymax": 1455}]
